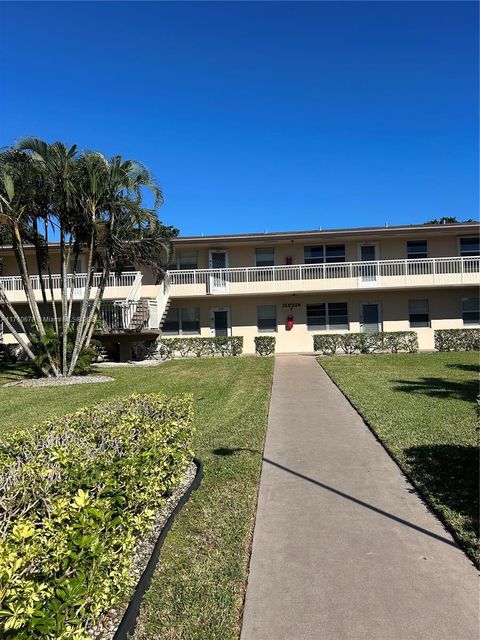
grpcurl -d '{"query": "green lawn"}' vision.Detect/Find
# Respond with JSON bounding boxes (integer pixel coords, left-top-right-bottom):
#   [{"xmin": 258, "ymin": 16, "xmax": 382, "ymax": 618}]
[
  {"xmin": 0, "ymin": 357, "xmax": 274, "ymax": 639},
  {"xmin": 319, "ymin": 351, "xmax": 479, "ymax": 565}
]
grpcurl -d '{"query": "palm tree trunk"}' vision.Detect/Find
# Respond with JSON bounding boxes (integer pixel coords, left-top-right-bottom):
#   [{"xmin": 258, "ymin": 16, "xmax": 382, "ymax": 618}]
[
  {"xmin": 60, "ymin": 225, "xmax": 68, "ymax": 375},
  {"xmin": 12, "ymin": 224, "xmax": 59, "ymax": 376},
  {"xmin": 68, "ymin": 265, "xmax": 109, "ymax": 375},
  {"xmin": 67, "ymin": 227, "xmax": 95, "ymax": 375},
  {"xmin": 44, "ymin": 224, "xmax": 59, "ymax": 334},
  {"xmin": 33, "ymin": 219, "xmax": 49, "ymax": 317},
  {"xmin": 66, "ymin": 243, "xmax": 80, "ymax": 326},
  {"xmin": 0, "ymin": 289, "xmax": 29, "ymax": 336}
]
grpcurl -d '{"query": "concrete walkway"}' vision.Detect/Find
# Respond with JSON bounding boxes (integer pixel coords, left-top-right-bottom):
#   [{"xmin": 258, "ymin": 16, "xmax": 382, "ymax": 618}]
[{"xmin": 240, "ymin": 355, "xmax": 478, "ymax": 640}]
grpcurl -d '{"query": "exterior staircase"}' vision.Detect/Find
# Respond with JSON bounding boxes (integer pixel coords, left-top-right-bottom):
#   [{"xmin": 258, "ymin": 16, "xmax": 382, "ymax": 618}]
[{"xmin": 126, "ymin": 298, "xmax": 150, "ymax": 331}]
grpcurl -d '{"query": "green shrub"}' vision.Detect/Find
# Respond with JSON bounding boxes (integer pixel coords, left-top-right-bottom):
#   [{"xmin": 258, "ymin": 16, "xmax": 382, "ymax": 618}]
[
  {"xmin": 314, "ymin": 331, "xmax": 419, "ymax": 355},
  {"xmin": 254, "ymin": 336, "xmax": 276, "ymax": 356},
  {"xmin": 313, "ymin": 334, "xmax": 340, "ymax": 355},
  {"xmin": 434, "ymin": 328, "xmax": 480, "ymax": 352},
  {"xmin": 157, "ymin": 337, "xmax": 244, "ymax": 359},
  {"xmin": 0, "ymin": 394, "xmax": 194, "ymax": 639}
]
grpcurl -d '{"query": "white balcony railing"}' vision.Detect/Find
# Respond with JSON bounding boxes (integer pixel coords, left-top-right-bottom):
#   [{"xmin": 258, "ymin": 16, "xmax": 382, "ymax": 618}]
[
  {"xmin": 167, "ymin": 256, "xmax": 480, "ymax": 297},
  {"xmin": 0, "ymin": 271, "xmax": 140, "ymax": 303}
]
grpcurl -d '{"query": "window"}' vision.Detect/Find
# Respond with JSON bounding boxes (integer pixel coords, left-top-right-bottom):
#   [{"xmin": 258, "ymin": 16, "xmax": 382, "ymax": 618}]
[
  {"xmin": 304, "ymin": 246, "xmax": 324, "ymax": 264},
  {"xmin": 177, "ymin": 251, "xmax": 198, "ymax": 270},
  {"xmin": 328, "ymin": 302, "xmax": 349, "ymax": 328},
  {"xmin": 181, "ymin": 308, "xmax": 200, "ymax": 334},
  {"xmin": 459, "ymin": 237, "xmax": 480, "ymax": 257},
  {"xmin": 255, "ymin": 247, "xmax": 275, "ymax": 267},
  {"xmin": 325, "ymin": 245, "xmax": 346, "ymax": 263},
  {"xmin": 407, "ymin": 240, "xmax": 428, "ymax": 259},
  {"xmin": 162, "ymin": 308, "xmax": 179, "ymax": 334},
  {"xmin": 162, "ymin": 308, "xmax": 200, "ymax": 334},
  {"xmin": 304, "ymin": 245, "xmax": 345, "ymax": 264},
  {"xmin": 306, "ymin": 304, "xmax": 326, "ymax": 330},
  {"xmin": 409, "ymin": 299, "xmax": 430, "ymax": 327},
  {"xmin": 306, "ymin": 302, "xmax": 348, "ymax": 330},
  {"xmin": 462, "ymin": 298, "xmax": 479, "ymax": 325},
  {"xmin": 257, "ymin": 305, "xmax": 277, "ymax": 332}
]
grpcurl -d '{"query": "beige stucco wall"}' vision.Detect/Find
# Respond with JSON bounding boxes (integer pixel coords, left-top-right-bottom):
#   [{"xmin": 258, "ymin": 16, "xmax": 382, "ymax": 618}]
[
  {"xmin": 173, "ymin": 233, "xmax": 470, "ymax": 269},
  {"xmin": 166, "ymin": 287, "xmax": 478, "ymax": 354}
]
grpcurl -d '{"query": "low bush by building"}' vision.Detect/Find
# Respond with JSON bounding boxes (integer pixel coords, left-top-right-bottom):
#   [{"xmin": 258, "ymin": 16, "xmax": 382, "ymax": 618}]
[
  {"xmin": 434, "ymin": 328, "xmax": 480, "ymax": 352},
  {"xmin": 0, "ymin": 394, "xmax": 194, "ymax": 639},
  {"xmin": 313, "ymin": 331, "xmax": 419, "ymax": 355},
  {"xmin": 254, "ymin": 336, "xmax": 276, "ymax": 356},
  {"xmin": 154, "ymin": 336, "xmax": 244, "ymax": 360}
]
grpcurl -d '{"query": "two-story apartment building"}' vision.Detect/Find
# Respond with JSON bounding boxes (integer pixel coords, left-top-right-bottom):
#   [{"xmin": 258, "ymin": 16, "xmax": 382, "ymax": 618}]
[
  {"xmin": 0, "ymin": 222, "xmax": 479, "ymax": 358},
  {"xmin": 164, "ymin": 222, "xmax": 479, "ymax": 353}
]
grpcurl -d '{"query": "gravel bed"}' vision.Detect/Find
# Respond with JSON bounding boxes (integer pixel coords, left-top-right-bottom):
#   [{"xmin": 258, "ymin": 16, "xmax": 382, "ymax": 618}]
[
  {"xmin": 86, "ymin": 461, "xmax": 197, "ymax": 640},
  {"xmin": 3, "ymin": 374, "xmax": 114, "ymax": 388},
  {"xmin": 93, "ymin": 359, "xmax": 165, "ymax": 368}
]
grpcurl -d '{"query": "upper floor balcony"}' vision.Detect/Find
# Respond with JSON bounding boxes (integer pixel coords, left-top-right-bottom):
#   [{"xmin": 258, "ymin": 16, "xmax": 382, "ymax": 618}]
[
  {"xmin": 0, "ymin": 271, "xmax": 141, "ymax": 304},
  {"xmin": 167, "ymin": 256, "xmax": 480, "ymax": 298}
]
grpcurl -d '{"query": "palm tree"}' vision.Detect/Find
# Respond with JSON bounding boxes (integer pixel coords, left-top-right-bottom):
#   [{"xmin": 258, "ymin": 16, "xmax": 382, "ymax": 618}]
[{"xmin": 0, "ymin": 137, "xmax": 177, "ymax": 377}]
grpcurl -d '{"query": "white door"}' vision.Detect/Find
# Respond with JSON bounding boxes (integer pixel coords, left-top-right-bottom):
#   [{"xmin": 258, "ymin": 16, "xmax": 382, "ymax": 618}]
[
  {"xmin": 210, "ymin": 307, "xmax": 231, "ymax": 336},
  {"xmin": 208, "ymin": 250, "xmax": 229, "ymax": 293},
  {"xmin": 358, "ymin": 244, "xmax": 378, "ymax": 286},
  {"xmin": 360, "ymin": 302, "xmax": 382, "ymax": 333}
]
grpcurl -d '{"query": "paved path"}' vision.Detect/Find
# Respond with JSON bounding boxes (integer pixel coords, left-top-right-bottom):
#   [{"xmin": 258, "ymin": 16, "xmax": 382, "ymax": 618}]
[{"xmin": 240, "ymin": 355, "xmax": 478, "ymax": 640}]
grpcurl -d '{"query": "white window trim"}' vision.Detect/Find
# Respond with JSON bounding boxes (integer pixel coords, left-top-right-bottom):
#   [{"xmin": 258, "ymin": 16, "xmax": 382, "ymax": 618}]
[
  {"xmin": 461, "ymin": 297, "xmax": 480, "ymax": 326},
  {"xmin": 357, "ymin": 242, "xmax": 379, "ymax": 261},
  {"xmin": 176, "ymin": 250, "xmax": 198, "ymax": 270},
  {"xmin": 255, "ymin": 247, "xmax": 275, "ymax": 267},
  {"xmin": 408, "ymin": 298, "xmax": 430, "ymax": 328},
  {"xmin": 458, "ymin": 236, "xmax": 480, "ymax": 257},
  {"xmin": 256, "ymin": 304, "xmax": 278, "ymax": 333},
  {"xmin": 163, "ymin": 307, "xmax": 201, "ymax": 336},
  {"xmin": 304, "ymin": 244, "xmax": 346, "ymax": 264},
  {"xmin": 406, "ymin": 239, "xmax": 428, "ymax": 259},
  {"xmin": 306, "ymin": 302, "xmax": 349, "ymax": 331}
]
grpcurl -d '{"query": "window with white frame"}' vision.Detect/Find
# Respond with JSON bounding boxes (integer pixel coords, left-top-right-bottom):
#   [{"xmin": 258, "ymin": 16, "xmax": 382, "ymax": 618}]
[
  {"xmin": 255, "ymin": 247, "xmax": 275, "ymax": 267},
  {"xmin": 407, "ymin": 240, "xmax": 428, "ymax": 259},
  {"xmin": 462, "ymin": 298, "xmax": 479, "ymax": 325},
  {"xmin": 409, "ymin": 299, "xmax": 430, "ymax": 327},
  {"xmin": 306, "ymin": 302, "xmax": 348, "ymax": 330},
  {"xmin": 459, "ymin": 237, "xmax": 480, "ymax": 257},
  {"xmin": 304, "ymin": 245, "xmax": 345, "ymax": 264},
  {"xmin": 257, "ymin": 305, "xmax": 277, "ymax": 332},
  {"xmin": 162, "ymin": 307, "xmax": 200, "ymax": 334},
  {"xmin": 177, "ymin": 251, "xmax": 198, "ymax": 270}
]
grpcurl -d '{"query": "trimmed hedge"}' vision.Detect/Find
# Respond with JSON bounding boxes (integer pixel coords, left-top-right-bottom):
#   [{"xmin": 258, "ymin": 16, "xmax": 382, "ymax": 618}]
[
  {"xmin": 0, "ymin": 394, "xmax": 194, "ymax": 639},
  {"xmin": 156, "ymin": 336, "xmax": 244, "ymax": 359},
  {"xmin": 254, "ymin": 336, "xmax": 276, "ymax": 356},
  {"xmin": 313, "ymin": 331, "xmax": 419, "ymax": 355},
  {"xmin": 434, "ymin": 329, "xmax": 480, "ymax": 352}
]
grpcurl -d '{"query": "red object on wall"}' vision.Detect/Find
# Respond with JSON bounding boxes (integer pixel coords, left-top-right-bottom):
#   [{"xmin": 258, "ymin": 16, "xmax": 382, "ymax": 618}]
[
  {"xmin": 286, "ymin": 256, "xmax": 293, "ymax": 265},
  {"xmin": 286, "ymin": 315, "xmax": 294, "ymax": 331}
]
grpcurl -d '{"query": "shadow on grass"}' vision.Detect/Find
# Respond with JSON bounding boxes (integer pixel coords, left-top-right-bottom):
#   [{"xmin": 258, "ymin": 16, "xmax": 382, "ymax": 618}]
[
  {"xmin": 446, "ymin": 362, "xmax": 480, "ymax": 374},
  {"xmin": 392, "ymin": 376, "xmax": 478, "ymax": 402},
  {"xmin": 212, "ymin": 447, "xmax": 460, "ymax": 548},
  {"xmin": 404, "ymin": 444, "xmax": 479, "ymax": 537},
  {"xmin": 0, "ymin": 362, "xmax": 38, "ymax": 384}
]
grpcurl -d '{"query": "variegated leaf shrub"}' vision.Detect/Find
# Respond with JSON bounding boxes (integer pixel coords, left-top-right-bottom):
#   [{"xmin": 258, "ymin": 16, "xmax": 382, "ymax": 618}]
[
  {"xmin": 0, "ymin": 394, "xmax": 194, "ymax": 639},
  {"xmin": 313, "ymin": 331, "xmax": 419, "ymax": 355}
]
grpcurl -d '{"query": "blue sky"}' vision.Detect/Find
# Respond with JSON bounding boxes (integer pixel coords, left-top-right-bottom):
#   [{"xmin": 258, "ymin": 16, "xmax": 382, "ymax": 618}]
[{"xmin": 0, "ymin": 1, "xmax": 478, "ymax": 236}]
